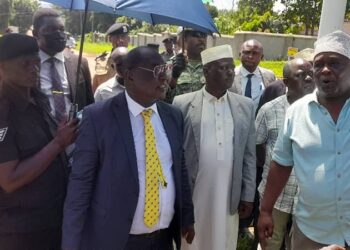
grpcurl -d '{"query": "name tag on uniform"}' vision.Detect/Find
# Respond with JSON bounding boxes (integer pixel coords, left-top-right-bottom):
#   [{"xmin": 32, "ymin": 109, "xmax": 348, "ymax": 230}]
[{"xmin": 0, "ymin": 127, "xmax": 8, "ymax": 142}]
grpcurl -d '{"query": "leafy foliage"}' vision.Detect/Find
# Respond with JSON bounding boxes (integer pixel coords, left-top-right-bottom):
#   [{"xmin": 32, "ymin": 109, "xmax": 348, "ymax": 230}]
[
  {"xmin": 0, "ymin": 0, "xmax": 39, "ymax": 33},
  {"xmin": 63, "ymin": 11, "xmax": 116, "ymax": 35},
  {"xmin": 11, "ymin": 0, "xmax": 39, "ymax": 33},
  {"xmin": 214, "ymin": 1, "xmax": 283, "ymax": 35},
  {"xmin": 281, "ymin": 0, "xmax": 322, "ymax": 35}
]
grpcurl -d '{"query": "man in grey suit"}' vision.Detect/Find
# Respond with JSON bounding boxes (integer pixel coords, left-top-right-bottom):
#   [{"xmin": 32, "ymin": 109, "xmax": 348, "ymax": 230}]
[
  {"xmin": 173, "ymin": 45, "xmax": 256, "ymax": 250},
  {"xmin": 230, "ymin": 39, "xmax": 276, "ymax": 113}
]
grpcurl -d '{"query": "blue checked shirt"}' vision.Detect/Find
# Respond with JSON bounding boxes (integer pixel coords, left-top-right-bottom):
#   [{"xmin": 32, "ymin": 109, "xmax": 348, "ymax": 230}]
[
  {"xmin": 256, "ymin": 95, "xmax": 298, "ymax": 214},
  {"xmin": 272, "ymin": 91, "xmax": 350, "ymax": 246}
]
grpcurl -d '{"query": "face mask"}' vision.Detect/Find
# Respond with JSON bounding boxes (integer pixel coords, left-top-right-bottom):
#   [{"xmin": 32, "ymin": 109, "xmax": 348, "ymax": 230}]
[{"xmin": 43, "ymin": 31, "xmax": 66, "ymax": 53}]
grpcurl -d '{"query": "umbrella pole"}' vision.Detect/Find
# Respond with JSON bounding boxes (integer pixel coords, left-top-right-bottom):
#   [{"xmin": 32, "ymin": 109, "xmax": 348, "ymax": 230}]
[
  {"xmin": 70, "ymin": 0, "xmax": 90, "ymax": 116},
  {"xmin": 182, "ymin": 26, "xmax": 185, "ymax": 54}
]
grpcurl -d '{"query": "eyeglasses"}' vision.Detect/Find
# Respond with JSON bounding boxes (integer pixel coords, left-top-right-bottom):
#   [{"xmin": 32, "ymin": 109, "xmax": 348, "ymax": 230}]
[{"xmin": 136, "ymin": 64, "xmax": 173, "ymax": 79}]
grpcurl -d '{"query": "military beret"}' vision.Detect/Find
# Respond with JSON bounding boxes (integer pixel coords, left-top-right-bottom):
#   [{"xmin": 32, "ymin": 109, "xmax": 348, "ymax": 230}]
[
  {"xmin": 177, "ymin": 26, "xmax": 192, "ymax": 35},
  {"xmin": 0, "ymin": 34, "xmax": 39, "ymax": 62},
  {"xmin": 162, "ymin": 33, "xmax": 174, "ymax": 43},
  {"xmin": 106, "ymin": 23, "xmax": 130, "ymax": 36},
  {"xmin": 146, "ymin": 43, "xmax": 159, "ymax": 52}
]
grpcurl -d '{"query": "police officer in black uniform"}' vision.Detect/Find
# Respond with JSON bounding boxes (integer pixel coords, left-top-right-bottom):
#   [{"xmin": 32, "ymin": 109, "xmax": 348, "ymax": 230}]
[
  {"xmin": 0, "ymin": 34, "xmax": 78, "ymax": 250},
  {"xmin": 92, "ymin": 22, "xmax": 130, "ymax": 92}
]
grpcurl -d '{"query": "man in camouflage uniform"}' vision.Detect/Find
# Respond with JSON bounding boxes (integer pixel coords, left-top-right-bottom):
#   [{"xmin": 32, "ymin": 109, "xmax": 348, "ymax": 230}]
[
  {"xmin": 92, "ymin": 23, "xmax": 130, "ymax": 92},
  {"xmin": 160, "ymin": 33, "xmax": 175, "ymax": 62},
  {"xmin": 166, "ymin": 28, "xmax": 207, "ymax": 102}
]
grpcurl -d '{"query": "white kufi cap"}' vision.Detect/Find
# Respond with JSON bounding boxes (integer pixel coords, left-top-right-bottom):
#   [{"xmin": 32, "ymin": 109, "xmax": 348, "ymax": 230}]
[
  {"xmin": 314, "ymin": 30, "xmax": 350, "ymax": 60},
  {"xmin": 201, "ymin": 45, "xmax": 233, "ymax": 65}
]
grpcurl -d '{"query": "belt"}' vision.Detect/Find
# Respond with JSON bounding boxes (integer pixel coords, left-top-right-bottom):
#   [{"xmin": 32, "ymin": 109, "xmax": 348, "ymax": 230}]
[{"xmin": 129, "ymin": 228, "xmax": 169, "ymax": 239}]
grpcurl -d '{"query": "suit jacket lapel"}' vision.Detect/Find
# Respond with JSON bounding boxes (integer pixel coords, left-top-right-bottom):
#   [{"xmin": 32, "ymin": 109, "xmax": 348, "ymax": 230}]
[
  {"xmin": 157, "ymin": 103, "xmax": 179, "ymax": 171},
  {"xmin": 234, "ymin": 69, "xmax": 243, "ymax": 95},
  {"xmin": 228, "ymin": 93, "xmax": 242, "ymax": 160},
  {"xmin": 258, "ymin": 67, "xmax": 268, "ymax": 87},
  {"xmin": 188, "ymin": 91, "xmax": 203, "ymax": 155},
  {"xmin": 64, "ymin": 53, "xmax": 76, "ymax": 102},
  {"xmin": 112, "ymin": 93, "xmax": 139, "ymax": 186}
]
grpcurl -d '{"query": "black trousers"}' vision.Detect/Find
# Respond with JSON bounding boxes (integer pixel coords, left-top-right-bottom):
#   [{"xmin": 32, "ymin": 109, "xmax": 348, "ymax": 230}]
[
  {"xmin": 0, "ymin": 228, "xmax": 61, "ymax": 250},
  {"xmin": 125, "ymin": 229, "xmax": 174, "ymax": 250}
]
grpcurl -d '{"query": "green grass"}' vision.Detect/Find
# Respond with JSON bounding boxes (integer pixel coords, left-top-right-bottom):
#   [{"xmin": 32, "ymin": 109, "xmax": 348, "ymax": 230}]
[
  {"xmin": 79, "ymin": 42, "xmax": 285, "ymax": 78},
  {"xmin": 260, "ymin": 60, "xmax": 285, "ymax": 79},
  {"xmin": 77, "ymin": 41, "xmax": 136, "ymax": 55},
  {"xmin": 77, "ymin": 42, "xmax": 112, "ymax": 55}
]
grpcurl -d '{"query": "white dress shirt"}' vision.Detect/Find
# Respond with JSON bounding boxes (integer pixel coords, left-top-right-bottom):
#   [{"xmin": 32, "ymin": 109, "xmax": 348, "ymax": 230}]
[
  {"xmin": 94, "ymin": 76, "xmax": 125, "ymax": 102},
  {"xmin": 200, "ymin": 88, "xmax": 234, "ymax": 161},
  {"xmin": 125, "ymin": 91, "xmax": 175, "ymax": 234},
  {"xmin": 39, "ymin": 50, "xmax": 71, "ymax": 117},
  {"xmin": 239, "ymin": 66, "xmax": 265, "ymax": 112}
]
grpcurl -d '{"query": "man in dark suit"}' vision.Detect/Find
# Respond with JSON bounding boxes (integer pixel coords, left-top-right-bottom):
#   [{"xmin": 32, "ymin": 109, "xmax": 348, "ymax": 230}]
[
  {"xmin": 32, "ymin": 8, "xmax": 94, "ymax": 122},
  {"xmin": 62, "ymin": 46, "xmax": 195, "ymax": 250}
]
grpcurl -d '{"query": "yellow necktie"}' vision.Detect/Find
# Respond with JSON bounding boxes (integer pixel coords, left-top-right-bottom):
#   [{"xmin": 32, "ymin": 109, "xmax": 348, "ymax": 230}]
[{"xmin": 141, "ymin": 109, "xmax": 167, "ymax": 228}]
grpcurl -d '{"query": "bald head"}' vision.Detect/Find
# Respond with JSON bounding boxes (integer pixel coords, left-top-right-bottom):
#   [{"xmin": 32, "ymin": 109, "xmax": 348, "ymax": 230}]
[
  {"xmin": 240, "ymin": 39, "xmax": 264, "ymax": 72},
  {"xmin": 241, "ymin": 39, "xmax": 263, "ymax": 53},
  {"xmin": 123, "ymin": 46, "xmax": 163, "ymax": 70},
  {"xmin": 111, "ymin": 46, "xmax": 128, "ymax": 62},
  {"xmin": 283, "ymin": 58, "xmax": 308, "ymax": 79},
  {"xmin": 283, "ymin": 58, "xmax": 314, "ymax": 104},
  {"xmin": 123, "ymin": 46, "xmax": 167, "ymax": 107},
  {"xmin": 110, "ymin": 46, "xmax": 128, "ymax": 76}
]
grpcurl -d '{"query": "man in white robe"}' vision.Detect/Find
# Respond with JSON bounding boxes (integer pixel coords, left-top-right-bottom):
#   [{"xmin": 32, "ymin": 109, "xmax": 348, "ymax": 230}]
[{"xmin": 173, "ymin": 45, "xmax": 256, "ymax": 250}]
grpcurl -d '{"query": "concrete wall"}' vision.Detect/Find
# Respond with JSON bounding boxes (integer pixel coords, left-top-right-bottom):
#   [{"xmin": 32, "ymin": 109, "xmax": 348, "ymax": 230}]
[{"xmin": 131, "ymin": 31, "xmax": 317, "ymax": 60}]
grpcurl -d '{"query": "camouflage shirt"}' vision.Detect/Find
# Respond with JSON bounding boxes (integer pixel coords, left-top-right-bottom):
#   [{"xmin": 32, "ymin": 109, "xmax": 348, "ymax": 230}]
[{"xmin": 175, "ymin": 60, "xmax": 205, "ymax": 96}]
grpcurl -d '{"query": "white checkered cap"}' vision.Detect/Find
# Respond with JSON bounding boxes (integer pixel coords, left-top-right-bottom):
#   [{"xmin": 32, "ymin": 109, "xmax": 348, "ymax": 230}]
[
  {"xmin": 314, "ymin": 30, "xmax": 350, "ymax": 60},
  {"xmin": 201, "ymin": 45, "xmax": 233, "ymax": 65}
]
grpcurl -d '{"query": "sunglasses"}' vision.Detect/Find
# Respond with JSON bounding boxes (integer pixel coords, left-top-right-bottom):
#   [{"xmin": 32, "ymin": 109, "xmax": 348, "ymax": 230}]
[
  {"xmin": 186, "ymin": 31, "xmax": 207, "ymax": 39},
  {"xmin": 136, "ymin": 64, "xmax": 173, "ymax": 79}
]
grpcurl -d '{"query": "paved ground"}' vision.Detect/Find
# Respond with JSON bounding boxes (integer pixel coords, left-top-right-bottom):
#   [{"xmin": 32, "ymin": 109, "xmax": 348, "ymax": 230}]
[
  {"xmin": 83, "ymin": 53, "xmax": 97, "ymax": 79},
  {"xmin": 71, "ymin": 49, "xmax": 97, "ymax": 79}
]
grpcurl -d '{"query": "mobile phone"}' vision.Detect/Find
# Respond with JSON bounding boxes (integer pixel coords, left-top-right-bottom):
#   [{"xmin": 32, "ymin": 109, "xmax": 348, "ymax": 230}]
[{"xmin": 67, "ymin": 103, "xmax": 78, "ymax": 122}]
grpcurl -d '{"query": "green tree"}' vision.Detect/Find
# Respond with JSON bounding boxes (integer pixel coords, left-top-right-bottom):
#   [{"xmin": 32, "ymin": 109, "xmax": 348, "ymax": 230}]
[
  {"xmin": 345, "ymin": 0, "xmax": 350, "ymax": 20},
  {"xmin": 237, "ymin": 0, "xmax": 275, "ymax": 15},
  {"xmin": 281, "ymin": 0, "xmax": 322, "ymax": 35},
  {"xmin": 0, "ymin": 0, "xmax": 39, "ymax": 34},
  {"xmin": 11, "ymin": 0, "xmax": 39, "ymax": 33},
  {"xmin": 214, "ymin": 10, "xmax": 238, "ymax": 35},
  {"xmin": 64, "ymin": 10, "xmax": 117, "ymax": 35},
  {"xmin": 0, "ymin": 0, "xmax": 14, "ymax": 32},
  {"xmin": 205, "ymin": 3, "xmax": 218, "ymax": 19}
]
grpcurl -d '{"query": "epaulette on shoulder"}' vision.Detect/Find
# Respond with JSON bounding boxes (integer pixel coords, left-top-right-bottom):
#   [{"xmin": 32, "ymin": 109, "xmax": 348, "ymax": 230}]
[
  {"xmin": 95, "ymin": 51, "xmax": 108, "ymax": 61},
  {"xmin": 0, "ymin": 98, "xmax": 10, "ymax": 126}
]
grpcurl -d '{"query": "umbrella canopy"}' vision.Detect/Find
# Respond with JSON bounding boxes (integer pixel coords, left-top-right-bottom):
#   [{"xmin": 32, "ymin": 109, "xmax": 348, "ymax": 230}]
[{"xmin": 44, "ymin": 0, "xmax": 219, "ymax": 34}]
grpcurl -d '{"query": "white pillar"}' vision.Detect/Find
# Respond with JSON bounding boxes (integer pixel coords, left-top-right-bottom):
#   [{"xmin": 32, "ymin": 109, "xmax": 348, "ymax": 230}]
[{"xmin": 318, "ymin": 0, "xmax": 347, "ymax": 38}]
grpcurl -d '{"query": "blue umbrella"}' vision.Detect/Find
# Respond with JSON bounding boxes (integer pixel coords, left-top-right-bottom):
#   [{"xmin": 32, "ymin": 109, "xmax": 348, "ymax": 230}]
[
  {"xmin": 44, "ymin": 0, "xmax": 219, "ymax": 34},
  {"xmin": 43, "ymin": 0, "xmax": 218, "ymax": 115}
]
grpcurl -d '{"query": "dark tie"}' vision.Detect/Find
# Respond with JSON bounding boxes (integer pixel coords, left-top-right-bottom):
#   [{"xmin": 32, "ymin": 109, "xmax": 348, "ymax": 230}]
[
  {"xmin": 244, "ymin": 73, "xmax": 254, "ymax": 98},
  {"xmin": 48, "ymin": 57, "xmax": 66, "ymax": 122}
]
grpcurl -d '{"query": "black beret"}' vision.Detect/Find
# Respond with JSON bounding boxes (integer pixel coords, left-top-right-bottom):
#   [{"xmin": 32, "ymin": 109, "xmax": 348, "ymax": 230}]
[
  {"xmin": 147, "ymin": 43, "xmax": 159, "ymax": 49},
  {"xmin": 106, "ymin": 23, "xmax": 129, "ymax": 36},
  {"xmin": 0, "ymin": 34, "xmax": 39, "ymax": 61}
]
